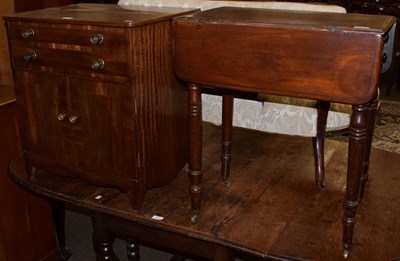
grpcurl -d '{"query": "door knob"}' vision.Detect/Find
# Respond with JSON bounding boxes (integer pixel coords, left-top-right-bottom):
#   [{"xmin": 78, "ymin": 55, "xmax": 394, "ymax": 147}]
[
  {"xmin": 57, "ymin": 113, "xmax": 67, "ymax": 121},
  {"xmin": 69, "ymin": 115, "xmax": 78, "ymax": 124}
]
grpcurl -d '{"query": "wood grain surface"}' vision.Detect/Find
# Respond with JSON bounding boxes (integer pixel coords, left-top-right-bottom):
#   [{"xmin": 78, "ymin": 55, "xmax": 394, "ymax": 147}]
[{"xmin": 9, "ymin": 123, "xmax": 400, "ymax": 260}]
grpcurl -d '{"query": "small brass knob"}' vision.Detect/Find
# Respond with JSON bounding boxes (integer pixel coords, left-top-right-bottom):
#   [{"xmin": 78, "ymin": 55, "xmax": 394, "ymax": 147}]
[
  {"xmin": 57, "ymin": 113, "xmax": 67, "ymax": 121},
  {"xmin": 90, "ymin": 33, "xmax": 104, "ymax": 45},
  {"xmin": 21, "ymin": 29, "xmax": 35, "ymax": 39},
  {"xmin": 69, "ymin": 115, "xmax": 78, "ymax": 124},
  {"xmin": 24, "ymin": 52, "xmax": 37, "ymax": 62},
  {"xmin": 91, "ymin": 59, "xmax": 105, "ymax": 71}
]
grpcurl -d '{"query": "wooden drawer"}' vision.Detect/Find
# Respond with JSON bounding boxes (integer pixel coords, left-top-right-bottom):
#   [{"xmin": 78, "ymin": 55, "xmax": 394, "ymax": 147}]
[{"xmin": 8, "ymin": 21, "xmax": 130, "ymax": 81}]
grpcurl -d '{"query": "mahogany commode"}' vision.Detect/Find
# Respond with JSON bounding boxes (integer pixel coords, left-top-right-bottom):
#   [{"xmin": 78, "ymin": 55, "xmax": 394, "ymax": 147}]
[
  {"xmin": 3, "ymin": 4, "xmax": 197, "ymax": 209},
  {"xmin": 172, "ymin": 6, "xmax": 397, "ymax": 257}
]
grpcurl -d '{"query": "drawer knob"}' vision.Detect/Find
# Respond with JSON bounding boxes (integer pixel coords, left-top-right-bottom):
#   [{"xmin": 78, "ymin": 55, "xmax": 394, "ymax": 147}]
[
  {"xmin": 24, "ymin": 52, "xmax": 37, "ymax": 62},
  {"xmin": 91, "ymin": 59, "xmax": 105, "ymax": 71},
  {"xmin": 57, "ymin": 113, "xmax": 67, "ymax": 121},
  {"xmin": 69, "ymin": 115, "xmax": 78, "ymax": 124},
  {"xmin": 90, "ymin": 33, "xmax": 104, "ymax": 45},
  {"xmin": 21, "ymin": 29, "xmax": 35, "ymax": 39}
]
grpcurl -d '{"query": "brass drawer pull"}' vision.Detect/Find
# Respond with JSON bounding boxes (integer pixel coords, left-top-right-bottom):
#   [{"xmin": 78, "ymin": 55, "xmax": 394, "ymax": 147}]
[
  {"xmin": 21, "ymin": 29, "xmax": 35, "ymax": 39},
  {"xmin": 91, "ymin": 59, "xmax": 105, "ymax": 71},
  {"xmin": 57, "ymin": 113, "xmax": 67, "ymax": 121},
  {"xmin": 24, "ymin": 52, "xmax": 37, "ymax": 62},
  {"xmin": 69, "ymin": 115, "xmax": 78, "ymax": 124},
  {"xmin": 90, "ymin": 33, "xmax": 104, "ymax": 45}
]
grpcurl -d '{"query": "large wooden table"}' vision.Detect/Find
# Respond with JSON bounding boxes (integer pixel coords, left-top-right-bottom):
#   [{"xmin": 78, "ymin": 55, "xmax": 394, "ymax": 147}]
[
  {"xmin": 8, "ymin": 123, "xmax": 400, "ymax": 260},
  {"xmin": 172, "ymin": 7, "xmax": 397, "ymax": 258}
]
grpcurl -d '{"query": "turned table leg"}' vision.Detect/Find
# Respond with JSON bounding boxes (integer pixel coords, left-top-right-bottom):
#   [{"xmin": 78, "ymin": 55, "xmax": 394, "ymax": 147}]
[
  {"xmin": 359, "ymin": 95, "xmax": 379, "ymax": 201},
  {"xmin": 51, "ymin": 200, "xmax": 72, "ymax": 261},
  {"xmin": 187, "ymin": 83, "xmax": 203, "ymax": 222},
  {"xmin": 343, "ymin": 103, "xmax": 370, "ymax": 258},
  {"xmin": 92, "ymin": 213, "xmax": 118, "ymax": 261},
  {"xmin": 221, "ymin": 93, "xmax": 234, "ymax": 187}
]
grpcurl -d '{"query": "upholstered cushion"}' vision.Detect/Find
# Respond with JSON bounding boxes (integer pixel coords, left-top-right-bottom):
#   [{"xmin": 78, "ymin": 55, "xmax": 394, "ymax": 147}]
[
  {"xmin": 201, "ymin": 1, "xmax": 346, "ymax": 12},
  {"xmin": 202, "ymin": 94, "xmax": 350, "ymax": 136},
  {"xmin": 118, "ymin": 0, "xmax": 346, "ymax": 13},
  {"xmin": 119, "ymin": 0, "xmax": 203, "ymax": 8}
]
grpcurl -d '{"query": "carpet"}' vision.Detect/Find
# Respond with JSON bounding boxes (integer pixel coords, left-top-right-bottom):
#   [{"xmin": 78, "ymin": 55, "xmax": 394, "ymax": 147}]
[
  {"xmin": 329, "ymin": 100, "xmax": 400, "ymax": 154},
  {"xmin": 373, "ymin": 100, "xmax": 400, "ymax": 153}
]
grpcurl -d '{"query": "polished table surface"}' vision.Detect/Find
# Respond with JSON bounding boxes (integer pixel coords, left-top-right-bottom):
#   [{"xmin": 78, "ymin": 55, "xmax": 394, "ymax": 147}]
[
  {"xmin": 8, "ymin": 123, "xmax": 400, "ymax": 260},
  {"xmin": 172, "ymin": 7, "xmax": 397, "ymax": 258},
  {"xmin": 10, "ymin": 124, "xmax": 400, "ymax": 260}
]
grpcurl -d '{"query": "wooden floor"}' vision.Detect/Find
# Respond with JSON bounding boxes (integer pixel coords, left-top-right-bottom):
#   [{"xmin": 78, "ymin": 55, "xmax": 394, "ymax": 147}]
[{"xmin": 9, "ymin": 123, "xmax": 400, "ymax": 260}]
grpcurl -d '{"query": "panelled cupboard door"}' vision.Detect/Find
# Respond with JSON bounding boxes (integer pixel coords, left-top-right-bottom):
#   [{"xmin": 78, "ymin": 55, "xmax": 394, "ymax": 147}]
[
  {"xmin": 14, "ymin": 71, "xmax": 73, "ymax": 165},
  {"xmin": 68, "ymin": 77, "xmax": 137, "ymax": 179},
  {"xmin": 14, "ymin": 71, "xmax": 138, "ymax": 180}
]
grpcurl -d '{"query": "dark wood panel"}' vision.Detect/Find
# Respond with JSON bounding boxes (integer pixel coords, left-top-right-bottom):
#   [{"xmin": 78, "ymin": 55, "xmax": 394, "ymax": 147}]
[
  {"xmin": 0, "ymin": 87, "xmax": 57, "ymax": 261},
  {"xmin": 131, "ymin": 21, "xmax": 188, "ymax": 188},
  {"xmin": 9, "ymin": 123, "xmax": 400, "ymax": 260}
]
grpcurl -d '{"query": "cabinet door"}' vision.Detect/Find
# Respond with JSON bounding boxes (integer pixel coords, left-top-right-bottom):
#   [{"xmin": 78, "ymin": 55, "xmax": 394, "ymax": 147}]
[
  {"xmin": 67, "ymin": 77, "xmax": 138, "ymax": 179},
  {"xmin": 14, "ymin": 71, "xmax": 74, "ymax": 164}
]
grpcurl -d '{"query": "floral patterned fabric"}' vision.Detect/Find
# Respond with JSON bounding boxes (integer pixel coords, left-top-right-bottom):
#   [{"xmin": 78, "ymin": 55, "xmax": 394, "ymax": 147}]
[
  {"xmin": 118, "ymin": 0, "xmax": 346, "ymax": 13},
  {"xmin": 202, "ymin": 94, "xmax": 350, "ymax": 137}
]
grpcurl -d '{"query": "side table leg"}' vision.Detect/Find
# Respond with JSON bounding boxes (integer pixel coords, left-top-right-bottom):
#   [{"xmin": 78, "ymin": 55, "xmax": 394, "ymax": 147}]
[
  {"xmin": 51, "ymin": 200, "xmax": 72, "ymax": 261},
  {"xmin": 221, "ymin": 93, "xmax": 234, "ymax": 187},
  {"xmin": 187, "ymin": 83, "xmax": 203, "ymax": 222},
  {"xmin": 342, "ymin": 104, "xmax": 369, "ymax": 258},
  {"xmin": 312, "ymin": 101, "xmax": 330, "ymax": 188},
  {"xmin": 92, "ymin": 213, "xmax": 118, "ymax": 261},
  {"xmin": 359, "ymin": 95, "xmax": 378, "ymax": 201}
]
